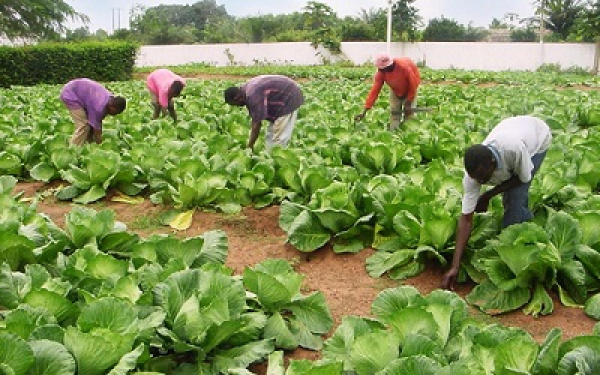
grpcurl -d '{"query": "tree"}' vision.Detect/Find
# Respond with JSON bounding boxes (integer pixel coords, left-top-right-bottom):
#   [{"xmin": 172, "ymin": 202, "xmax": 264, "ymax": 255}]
[
  {"xmin": 109, "ymin": 29, "xmax": 135, "ymax": 42},
  {"xmin": 535, "ymin": 0, "xmax": 586, "ymax": 39},
  {"xmin": 303, "ymin": 1, "xmax": 341, "ymax": 53},
  {"xmin": 572, "ymin": 0, "xmax": 600, "ymax": 73},
  {"xmin": 64, "ymin": 27, "xmax": 92, "ymax": 42},
  {"xmin": 0, "ymin": 0, "xmax": 87, "ymax": 40},
  {"xmin": 464, "ymin": 25, "xmax": 488, "ymax": 41},
  {"xmin": 188, "ymin": 0, "xmax": 229, "ymax": 31},
  {"xmin": 422, "ymin": 17, "xmax": 466, "ymax": 41},
  {"xmin": 490, "ymin": 13, "xmax": 522, "ymax": 29},
  {"xmin": 358, "ymin": 7, "xmax": 388, "ymax": 40},
  {"xmin": 392, "ymin": 0, "xmax": 421, "ymax": 41},
  {"xmin": 572, "ymin": 0, "xmax": 600, "ymax": 42},
  {"xmin": 268, "ymin": 13, "xmax": 307, "ymax": 42},
  {"xmin": 128, "ymin": 0, "xmax": 231, "ymax": 43},
  {"xmin": 339, "ymin": 16, "xmax": 376, "ymax": 41},
  {"xmin": 129, "ymin": 5, "xmax": 197, "ymax": 44},
  {"xmin": 238, "ymin": 15, "xmax": 286, "ymax": 43},
  {"xmin": 511, "ymin": 27, "xmax": 538, "ymax": 41},
  {"xmin": 490, "ymin": 18, "xmax": 509, "ymax": 29},
  {"xmin": 201, "ymin": 17, "xmax": 238, "ymax": 43}
]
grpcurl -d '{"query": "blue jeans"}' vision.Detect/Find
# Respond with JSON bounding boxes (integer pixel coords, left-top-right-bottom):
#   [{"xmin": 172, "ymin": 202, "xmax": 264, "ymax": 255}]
[{"xmin": 502, "ymin": 151, "xmax": 547, "ymax": 228}]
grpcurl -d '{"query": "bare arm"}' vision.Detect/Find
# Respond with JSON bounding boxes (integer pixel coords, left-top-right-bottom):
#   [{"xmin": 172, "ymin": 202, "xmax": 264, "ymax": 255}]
[
  {"xmin": 354, "ymin": 108, "xmax": 369, "ymax": 122},
  {"xmin": 487, "ymin": 175, "xmax": 523, "ymax": 197},
  {"xmin": 441, "ymin": 212, "xmax": 474, "ymax": 290},
  {"xmin": 476, "ymin": 175, "xmax": 524, "ymax": 212},
  {"xmin": 167, "ymin": 100, "xmax": 177, "ymax": 122},
  {"xmin": 92, "ymin": 127, "xmax": 102, "ymax": 144},
  {"xmin": 247, "ymin": 120, "xmax": 262, "ymax": 150}
]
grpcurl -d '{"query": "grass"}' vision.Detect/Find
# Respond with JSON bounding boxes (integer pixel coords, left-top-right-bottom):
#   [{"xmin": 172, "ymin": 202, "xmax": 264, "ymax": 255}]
[
  {"xmin": 128, "ymin": 214, "xmax": 163, "ymax": 230},
  {"xmin": 371, "ymin": 277, "xmax": 398, "ymax": 291},
  {"xmin": 216, "ymin": 214, "xmax": 255, "ymax": 233}
]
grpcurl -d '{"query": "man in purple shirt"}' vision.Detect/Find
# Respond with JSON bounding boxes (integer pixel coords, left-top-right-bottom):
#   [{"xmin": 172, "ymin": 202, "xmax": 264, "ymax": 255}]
[
  {"xmin": 60, "ymin": 78, "xmax": 126, "ymax": 145},
  {"xmin": 224, "ymin": 75, "xmax": 304, "ymax": 151}
]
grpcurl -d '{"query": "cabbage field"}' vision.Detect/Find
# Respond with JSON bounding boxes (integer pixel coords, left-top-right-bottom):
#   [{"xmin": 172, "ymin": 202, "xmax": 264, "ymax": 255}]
[{"xmin": 1, "ymin": 66, "xmax": 600, "ymax": 374}]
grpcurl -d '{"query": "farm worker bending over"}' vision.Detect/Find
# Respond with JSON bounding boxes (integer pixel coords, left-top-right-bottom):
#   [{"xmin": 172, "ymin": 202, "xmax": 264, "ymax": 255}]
[
  {"xmin": 442, "ymin": 115, "xmax": 553, "ymax": 291},
  {"xmin": 146, "ymin": 68, "xmax": 186, "ymax": 122},
  {"xmin": 354, "ymin": 53, "xmax": 420, "ymax": 131},
  {"xmin": 224, "ymin": 75, "xmax": 304, "ymax": 151},
  {"xmin": 60, "ymin": 78, "xmax": 126, "ymax": 146}
]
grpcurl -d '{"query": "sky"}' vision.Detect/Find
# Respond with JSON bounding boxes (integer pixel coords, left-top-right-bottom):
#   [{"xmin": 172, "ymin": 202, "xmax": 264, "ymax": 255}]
[{"xmin": 65, "ymin": 0, "xmax": 537, "ymax": 33}]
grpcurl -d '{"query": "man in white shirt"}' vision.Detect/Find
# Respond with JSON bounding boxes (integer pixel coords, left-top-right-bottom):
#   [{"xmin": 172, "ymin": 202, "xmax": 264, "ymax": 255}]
[{"xmin": 442, "ymin": 115, "xmax": 552, "ymax": 290}]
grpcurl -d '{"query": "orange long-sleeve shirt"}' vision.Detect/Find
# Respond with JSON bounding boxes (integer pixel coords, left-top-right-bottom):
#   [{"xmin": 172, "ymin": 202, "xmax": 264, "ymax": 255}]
[{"xmin": 364, "ymin": 57, "xmax": 421, "ymax": 109}]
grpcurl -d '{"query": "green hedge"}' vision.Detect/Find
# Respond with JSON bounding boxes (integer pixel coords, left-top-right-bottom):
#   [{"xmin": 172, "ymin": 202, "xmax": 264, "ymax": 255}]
[{"xmin": 0, "ymin": 42, "xmax": 138, "ymax": 88}]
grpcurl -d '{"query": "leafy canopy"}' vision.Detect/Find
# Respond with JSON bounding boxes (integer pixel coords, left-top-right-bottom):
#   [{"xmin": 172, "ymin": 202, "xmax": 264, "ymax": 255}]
[{"xmin": 0, "ymin": 0, "xmax": 86, "ymax": 40}]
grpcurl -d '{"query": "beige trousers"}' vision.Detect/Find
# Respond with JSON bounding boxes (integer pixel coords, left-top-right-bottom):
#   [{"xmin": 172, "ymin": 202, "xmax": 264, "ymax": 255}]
[
  {"xmin": 266, "ymin": 110, "xmax": 298, "ymax": 150},
  {"xmin": 389, "ymin": 91, "xmax": 417, "ymax": 130},
  {"xmin": 67, "ymin": 107, "xmax": 93, "ymax": 145}
]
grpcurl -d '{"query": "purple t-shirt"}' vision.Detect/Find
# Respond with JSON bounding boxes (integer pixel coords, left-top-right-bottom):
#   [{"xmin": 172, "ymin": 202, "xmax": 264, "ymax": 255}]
[
  {"xmin": 242, "ymin": 75, "xmax": 304, "ymax": 123},
  {"xmin": 60, "ymin": 78, "xmax": 111, "ymax": 130}
]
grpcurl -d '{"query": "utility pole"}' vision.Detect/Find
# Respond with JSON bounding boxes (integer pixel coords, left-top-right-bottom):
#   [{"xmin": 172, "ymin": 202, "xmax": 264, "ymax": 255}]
[
  {"xmin": 111, "ymin": 8, "xmax": 121, "ymax": 32},
  {"xmin": 539, "ymin": 0, "xmax": 545, "ymax": 44},
  {"xmin": 386, "ymin": 0, "xmax": 393, "ymax": 53}
]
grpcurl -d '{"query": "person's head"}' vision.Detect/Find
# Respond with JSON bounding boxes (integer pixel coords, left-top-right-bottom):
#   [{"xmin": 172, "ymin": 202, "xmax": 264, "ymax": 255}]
[
  {"xmin": 464, "ymin": 144, "xmax": 496, "ymax": 184},
  {"xmin": 169, "ymin": 80, "xmax": 185, "ymax": 98},
  {"xmin": 224, "ymin": 86, "xmax": 246, "ymax": 106},
  {"xmin": 374, "ymin": 53, "xmax": 395, "ymax": 73},
  {"xmin": 106, "ymin": 96, "xmax": 126, "ymax": 116}
]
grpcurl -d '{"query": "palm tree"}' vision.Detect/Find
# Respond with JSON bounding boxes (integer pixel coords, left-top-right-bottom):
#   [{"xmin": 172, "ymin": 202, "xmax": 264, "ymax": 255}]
[{"xmin": 535, "ymin": 0, "xmax": 586, "ymax": 39}]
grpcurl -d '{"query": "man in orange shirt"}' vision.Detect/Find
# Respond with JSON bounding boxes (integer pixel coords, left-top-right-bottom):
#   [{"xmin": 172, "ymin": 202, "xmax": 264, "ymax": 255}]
[{"xmin": 354, "ymin": 53, "xmax": 421, "ymax": 130}]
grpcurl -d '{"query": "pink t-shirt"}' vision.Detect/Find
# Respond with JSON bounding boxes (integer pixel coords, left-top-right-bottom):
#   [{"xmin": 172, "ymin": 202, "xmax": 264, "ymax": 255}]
[{"xmin": 146, "ymin": 69, "xmax": 186, "ymax": 108}]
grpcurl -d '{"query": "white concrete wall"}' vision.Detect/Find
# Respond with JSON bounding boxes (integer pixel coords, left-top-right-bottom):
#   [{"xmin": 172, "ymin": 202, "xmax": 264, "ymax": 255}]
[{"xmin": 136, "ymin": 41, "xmax": 597, "ymax": 72}]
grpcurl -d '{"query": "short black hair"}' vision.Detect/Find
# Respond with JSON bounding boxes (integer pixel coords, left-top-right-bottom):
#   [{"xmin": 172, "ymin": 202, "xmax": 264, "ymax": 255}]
[
  {"xmin": 110, "ymin": 96, "xmax": 126, "ymax": 114},
  {"xmin": 464, "ymin": 144, "xmax": 494, "ymax": 175},
  {"xmin": 224, "ymin": 86, "xmax": 242, "ymax": 104},
  {"xmin": 380, "ymin": 61, "xmax": 396, "ymax": 73},
  {"xmin": 170, "ymin": 80, "xmax": 184, "ymax": 96}
]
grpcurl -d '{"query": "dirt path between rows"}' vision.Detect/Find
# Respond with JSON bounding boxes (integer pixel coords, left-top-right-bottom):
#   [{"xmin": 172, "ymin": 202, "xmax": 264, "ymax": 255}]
[{"xmin": 15, "ymin": 182, "xmax": 598, "ymax": 371}]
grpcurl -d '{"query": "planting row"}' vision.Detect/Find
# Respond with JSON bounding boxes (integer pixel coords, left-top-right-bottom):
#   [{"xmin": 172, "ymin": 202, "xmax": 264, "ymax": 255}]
[
  {"xmin": 3, "ymin": 176, "xmax": 600, "ymax": 374},
  {"xmin": 0, "ymin": 74, "xmax": 599, "ymax": 317}
]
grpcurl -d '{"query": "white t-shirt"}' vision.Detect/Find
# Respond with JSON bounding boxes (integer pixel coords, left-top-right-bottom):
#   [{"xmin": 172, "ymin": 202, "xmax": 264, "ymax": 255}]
[{"xmin": 461, "ymin": 116, "xmax": 553, "ymax": 214}]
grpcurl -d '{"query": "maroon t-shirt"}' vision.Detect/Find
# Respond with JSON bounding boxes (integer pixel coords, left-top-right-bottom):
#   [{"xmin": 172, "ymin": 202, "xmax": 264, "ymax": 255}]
[{"xmin": 242, "ymin": 75, "xmax": 304, "ymax": 123}]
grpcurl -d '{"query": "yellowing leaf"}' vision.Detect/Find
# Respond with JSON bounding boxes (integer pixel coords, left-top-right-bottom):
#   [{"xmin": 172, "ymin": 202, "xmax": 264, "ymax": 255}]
[
  {"xmin": 111, "ymin": 192, "xmax": 145, "ymax": 204},
  {"xmin": 168, "ymin": 209, "xmax": 195, "ymax": 230}
]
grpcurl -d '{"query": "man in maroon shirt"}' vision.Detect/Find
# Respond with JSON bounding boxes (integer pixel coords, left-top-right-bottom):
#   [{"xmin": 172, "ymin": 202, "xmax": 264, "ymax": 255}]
[
  {"xmin": 60, "ymin": 78, "xmax": 126, "ymax": 145},
  {"xmin": 224, "ymin": 75, "xmax": 304, "ymax": 151}
]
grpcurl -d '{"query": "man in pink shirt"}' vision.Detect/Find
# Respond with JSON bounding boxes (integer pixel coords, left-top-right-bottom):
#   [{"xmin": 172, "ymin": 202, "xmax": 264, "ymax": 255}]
[
  {"xmin": 146, "ymin": 69, "xmax": 186, "ymax": 122},
  {"xmin": 60, "ymin": 78, "xmax": 126, "ymax": 145}
]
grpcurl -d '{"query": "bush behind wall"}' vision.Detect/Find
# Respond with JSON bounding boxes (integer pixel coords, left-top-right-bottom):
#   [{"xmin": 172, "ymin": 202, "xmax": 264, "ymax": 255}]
[{"xmin": 0, "ymin": 42, "xmax": 138, "ymax": 88}]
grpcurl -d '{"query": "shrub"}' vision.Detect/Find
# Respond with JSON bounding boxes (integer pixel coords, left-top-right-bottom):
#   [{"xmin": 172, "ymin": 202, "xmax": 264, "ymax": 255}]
[{"xmin": 0, "ymin": 41, "xmax": 138, "ymax": 88}]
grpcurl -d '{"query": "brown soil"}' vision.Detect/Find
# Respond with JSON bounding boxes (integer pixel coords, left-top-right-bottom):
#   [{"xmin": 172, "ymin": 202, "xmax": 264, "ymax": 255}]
[{"xmin": 14, "ymin": 182, "xmax": 598, "ymax": 371}]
